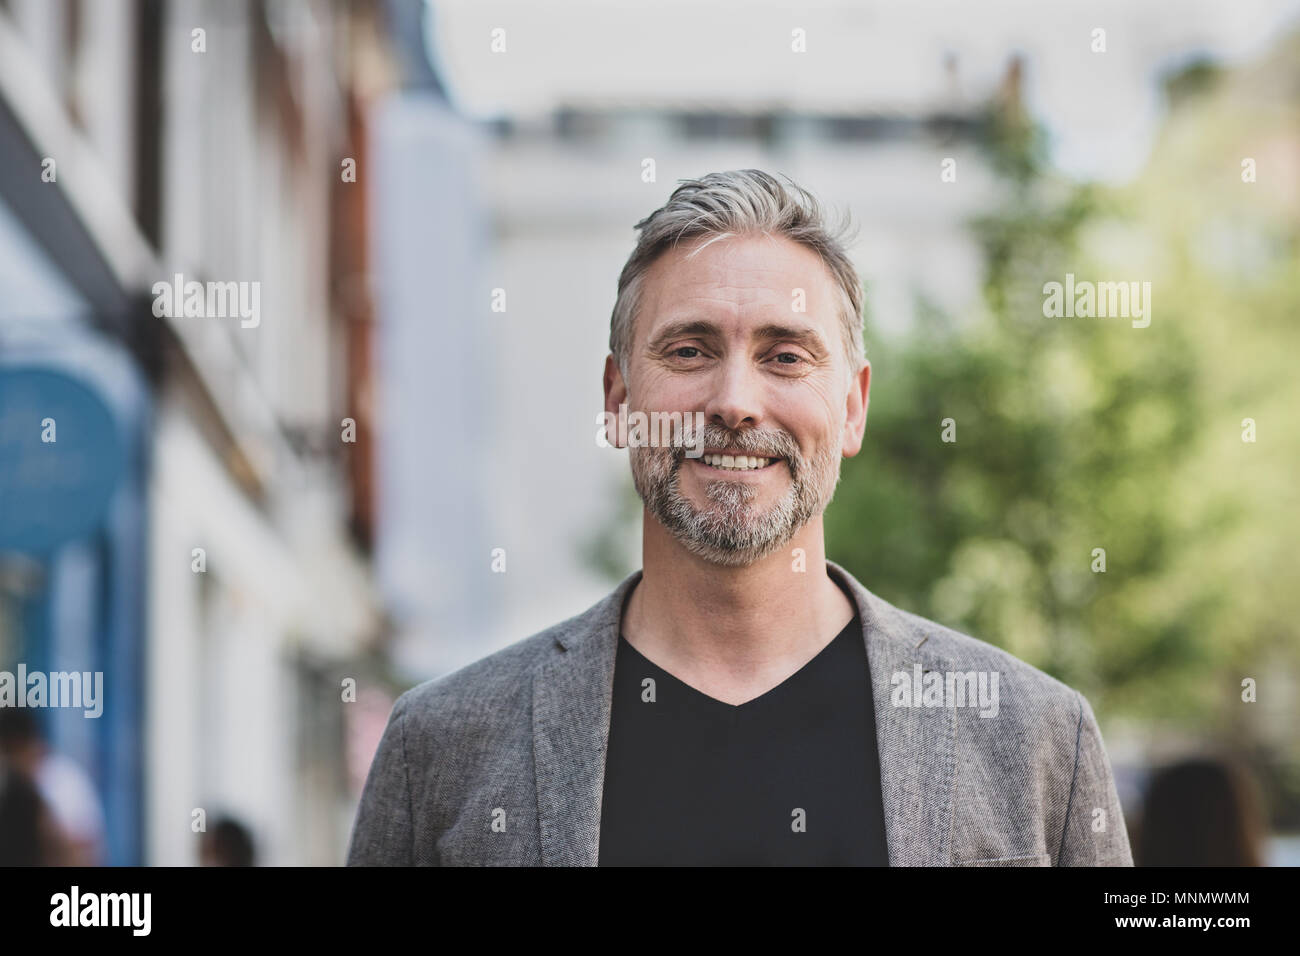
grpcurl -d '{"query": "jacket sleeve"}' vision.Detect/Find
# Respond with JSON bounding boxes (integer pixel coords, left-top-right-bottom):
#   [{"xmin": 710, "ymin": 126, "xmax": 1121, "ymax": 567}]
[
  {"xmin": 1056, "ymin": 690, "xmax": 1134, "ymax": 866},
  {"xmin": 346, "ymin": 692, "xmax": 418, "ymax": 866}
]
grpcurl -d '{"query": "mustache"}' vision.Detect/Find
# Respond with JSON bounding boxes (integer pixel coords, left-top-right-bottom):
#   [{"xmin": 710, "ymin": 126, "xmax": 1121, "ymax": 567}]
[{"xmin": 669, "ymin": 424, "xmax": 801, "ymax": 465}]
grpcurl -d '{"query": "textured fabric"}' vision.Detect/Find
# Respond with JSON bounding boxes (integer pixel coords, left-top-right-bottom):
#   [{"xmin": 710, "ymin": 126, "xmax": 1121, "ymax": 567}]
[
  {"xmin": 598, "ymin": 607, "xmax": 888, "ymax": 865},
  {"xmin": 346, "ymin": 560, "xmax": 1134, "ymax": 866}
]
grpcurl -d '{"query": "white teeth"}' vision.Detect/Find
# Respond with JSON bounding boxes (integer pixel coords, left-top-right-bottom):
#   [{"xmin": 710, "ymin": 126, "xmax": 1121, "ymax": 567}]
[{"xmin": 701, "ymin": 453, "xmax": 774, "ymax": 471}]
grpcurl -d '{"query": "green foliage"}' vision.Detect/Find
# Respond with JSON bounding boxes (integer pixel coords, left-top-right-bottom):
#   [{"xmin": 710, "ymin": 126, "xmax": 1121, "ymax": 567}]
[{"xmin": 829, "ymin": 88, "xmax": 1298, "ymax": 730}]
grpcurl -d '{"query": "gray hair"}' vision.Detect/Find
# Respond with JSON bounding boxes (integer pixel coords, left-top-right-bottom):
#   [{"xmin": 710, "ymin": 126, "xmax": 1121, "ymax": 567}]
[{"xmin": 609, "ymin": 169, "xmax": 865, "ymax": 388}]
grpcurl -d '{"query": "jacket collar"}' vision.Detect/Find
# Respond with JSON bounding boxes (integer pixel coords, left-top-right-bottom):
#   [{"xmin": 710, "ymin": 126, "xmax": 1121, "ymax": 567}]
[{"xmin": 532, "ymin": 560, "xmax": 955, "ymax": 865}]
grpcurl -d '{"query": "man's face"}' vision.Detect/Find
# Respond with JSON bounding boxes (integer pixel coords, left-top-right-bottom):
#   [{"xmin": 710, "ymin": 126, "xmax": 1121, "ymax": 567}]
[{"xmin": 606, "ymin": 232, "xmax": 870, "ymax": 567}]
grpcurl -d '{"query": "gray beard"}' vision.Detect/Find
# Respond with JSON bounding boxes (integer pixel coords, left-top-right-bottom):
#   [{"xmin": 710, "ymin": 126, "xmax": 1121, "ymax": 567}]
[{"xmin": 628, "ymin": 421, "xmax": 845, "ymax": 567}]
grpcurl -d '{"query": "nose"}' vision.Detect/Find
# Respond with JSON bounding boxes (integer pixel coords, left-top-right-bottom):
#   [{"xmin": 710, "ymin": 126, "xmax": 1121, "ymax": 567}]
[{"xmin": 702, "ymin": 353, "xmax": 764, "ymax": 433}]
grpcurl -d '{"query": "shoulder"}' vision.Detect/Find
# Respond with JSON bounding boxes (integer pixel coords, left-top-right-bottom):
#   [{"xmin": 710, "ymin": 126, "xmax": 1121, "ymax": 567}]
[
  {"xmin": 864, "ymin": 587, "xmax": 1086, "ymax": 735},
  {"xmin": 394, "ymin": 627, "xmax": 558, "ymax": 729},
  {"xmin": 392, "ymin": 571, "xmax": 636, "ymax": 726},
  {"xmin": 391, "ymin": 578, "xmax": 617, "ymax": 730}
]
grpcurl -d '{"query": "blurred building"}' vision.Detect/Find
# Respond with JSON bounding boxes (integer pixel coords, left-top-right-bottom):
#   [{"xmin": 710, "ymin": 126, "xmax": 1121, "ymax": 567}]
[
  {"xmin": 0, "ymin": 0, "xmax": 396, "ymax": 864},
  {"xmin": 365, "ymin": 0, "xmax": 499, "ymax": 681}
]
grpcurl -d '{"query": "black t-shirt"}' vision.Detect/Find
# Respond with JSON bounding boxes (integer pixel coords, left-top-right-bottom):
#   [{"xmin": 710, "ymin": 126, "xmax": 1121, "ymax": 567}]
[{"xmin": 598, "ymin": 602, "xmax": 889, "ymax": 866}]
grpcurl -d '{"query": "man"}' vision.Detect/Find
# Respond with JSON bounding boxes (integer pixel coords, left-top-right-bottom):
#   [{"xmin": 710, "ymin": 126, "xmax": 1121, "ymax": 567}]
[{"xmin": 347, "ymin": 169, "xmax": 1133, "ymax": 866}]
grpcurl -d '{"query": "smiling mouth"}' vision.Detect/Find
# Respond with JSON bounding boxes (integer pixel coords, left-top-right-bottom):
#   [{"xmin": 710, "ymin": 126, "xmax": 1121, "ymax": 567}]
[{"xmin": 691, "ymin": 452, "xmax": 782, "ymax": 472}]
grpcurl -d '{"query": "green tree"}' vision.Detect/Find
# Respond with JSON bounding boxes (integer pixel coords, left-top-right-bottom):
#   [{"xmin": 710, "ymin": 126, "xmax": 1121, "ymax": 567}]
[{"xmin": 829, "ymin": 81, "xmax": 1230, "ymax": 727}]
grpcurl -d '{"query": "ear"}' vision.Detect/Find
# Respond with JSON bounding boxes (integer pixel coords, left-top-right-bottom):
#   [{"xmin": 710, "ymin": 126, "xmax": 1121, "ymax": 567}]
[
  {"xmin": 840, "ymin": 359, "xmax": 871, "ymax": 457},
  {"xmin": 603, "ymin": 354, "xmax": 629, "ymax": 448}
]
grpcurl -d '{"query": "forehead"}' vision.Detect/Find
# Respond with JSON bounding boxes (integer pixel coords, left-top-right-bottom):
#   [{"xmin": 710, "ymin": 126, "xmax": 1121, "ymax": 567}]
[{"xmin": 637, "ymin": 233, "xmax": 841, "ymax": 344}]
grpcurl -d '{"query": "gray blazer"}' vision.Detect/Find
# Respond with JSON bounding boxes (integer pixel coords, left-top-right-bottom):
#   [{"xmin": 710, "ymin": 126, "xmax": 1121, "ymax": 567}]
[{"xmin": 347, "ymin": 561, "xmax": 1134, "ymax": 866}]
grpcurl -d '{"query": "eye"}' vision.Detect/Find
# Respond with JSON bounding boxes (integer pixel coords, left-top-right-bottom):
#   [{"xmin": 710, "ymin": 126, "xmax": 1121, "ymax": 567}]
[
  {"xmin": 773, "ymin": 352, "xmax": 806, "ymax": 365},
  {"xmin": 673, "ymin": 346, "xmax": 702, "ymax": 359}
]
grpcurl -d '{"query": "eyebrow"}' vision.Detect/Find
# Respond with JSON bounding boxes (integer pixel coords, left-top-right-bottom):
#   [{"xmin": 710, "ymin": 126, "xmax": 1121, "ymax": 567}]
[{"xmin": 645, "ymin": 319, "xmax": 830, "ymax": 356}]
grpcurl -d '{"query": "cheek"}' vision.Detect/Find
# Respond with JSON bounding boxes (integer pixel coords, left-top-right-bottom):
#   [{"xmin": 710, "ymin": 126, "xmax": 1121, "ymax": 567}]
[
  {"xmin": 629, "ymin": 373, "xmax": 684, "ymax": 412},
  {"xmin": 809, "ymin": 379, "xmax": 842, "ymax": 416},
  {"xmin": 785, "ymin": 409, "xmax": 845, "ymax": 464},
  {"xmin": 810, "ymin": 388, "xmax": 849, "ymax": 442}
]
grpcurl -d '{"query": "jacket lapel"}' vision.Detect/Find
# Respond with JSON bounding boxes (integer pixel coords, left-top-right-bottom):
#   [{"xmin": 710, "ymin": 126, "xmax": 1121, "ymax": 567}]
[
  {"xmin": 531, "ymin": 563, "xmax": 955, "ymax": 866},
  {"xmin": 827, "ymin": 560, "xmax": 955, "ymax": 866},
  {"xmin": 531, "ymin": 569, "xmax": 640, "ymax": 866}
]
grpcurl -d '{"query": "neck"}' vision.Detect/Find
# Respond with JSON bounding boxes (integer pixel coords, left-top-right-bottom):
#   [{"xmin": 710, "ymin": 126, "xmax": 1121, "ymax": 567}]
[{"xmin": 621, "ymin": 509, "xmax": 856, "ymax": 704}]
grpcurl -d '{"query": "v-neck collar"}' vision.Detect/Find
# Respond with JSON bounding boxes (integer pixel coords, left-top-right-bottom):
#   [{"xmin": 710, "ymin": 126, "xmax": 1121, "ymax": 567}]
[
  {"xmin": 531, "ymin": 560, "xmax": 957, "ymax": 865},
  {"xmin": 616, "ymin": 612, "xmax": 860, "ymax": 711}
]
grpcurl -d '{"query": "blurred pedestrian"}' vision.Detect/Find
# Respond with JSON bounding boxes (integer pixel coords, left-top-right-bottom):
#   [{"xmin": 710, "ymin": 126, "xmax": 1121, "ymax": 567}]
[
  {"xmin": 0, "ymin": 707, "xmax": 105, "ymax": 865},
  {"xmin": 0, "ymin": 709, "xmax": 67, "ymax": 865},
  {"xmin": 199, "ymin": 816, "xmax": 256, "ymax": 866},
  {"xmin": 1137, "ymin": 755, "xmax": 1266, "ymax": 866}
]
